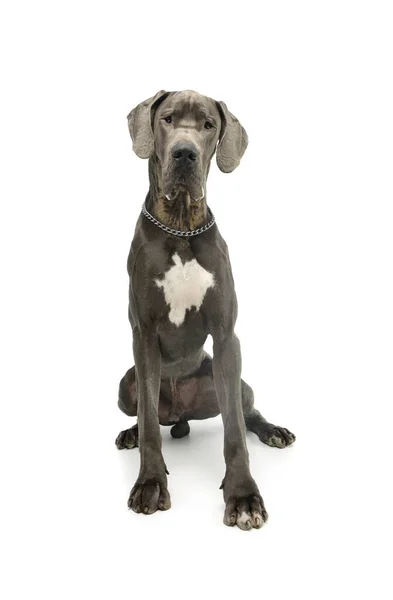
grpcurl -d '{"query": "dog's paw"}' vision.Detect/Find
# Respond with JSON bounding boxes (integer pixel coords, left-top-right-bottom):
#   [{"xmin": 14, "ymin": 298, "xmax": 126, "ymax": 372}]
[
  {"xmin": 259, "ymin": 425, "xmax": 296, "ymax": 448},
  {"xmin": 115, "ymin": 425, "xmax": 138, "ymax": 450},
  {"xmin": 128, "ymin": 479, "xmax": 171, "ymax": 514},
  {"xmin": 224, "ymin": 494, "xmax": 268, "ymax": 530}
]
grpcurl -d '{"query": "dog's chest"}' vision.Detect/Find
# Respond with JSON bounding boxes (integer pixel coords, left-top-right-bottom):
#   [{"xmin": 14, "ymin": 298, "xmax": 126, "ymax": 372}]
[{"xmin": 155, "ymin": 253, "xmax": 214, "ymax": 326}]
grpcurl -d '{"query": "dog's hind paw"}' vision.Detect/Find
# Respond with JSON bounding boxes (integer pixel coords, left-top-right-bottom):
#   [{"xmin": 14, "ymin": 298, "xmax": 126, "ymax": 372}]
[
  {"xmin": 115, "ymin": 425, "xmax": 138, "ymax": 449},
  {"xmin": 256, "ymin": 424, "xmax": 296, "ymax": 448}
]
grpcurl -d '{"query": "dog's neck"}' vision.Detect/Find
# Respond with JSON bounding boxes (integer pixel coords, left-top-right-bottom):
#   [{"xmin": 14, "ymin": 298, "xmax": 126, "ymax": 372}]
[{"xmin": 145, "ymin": 155, "xmax": 208, "ymax": 232}]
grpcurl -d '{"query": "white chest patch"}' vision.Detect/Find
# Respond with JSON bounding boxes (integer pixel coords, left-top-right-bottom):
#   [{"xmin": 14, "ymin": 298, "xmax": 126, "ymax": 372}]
[{"xmin": 155, "ymin": 253, "xmax": 214, "ymax": 327}]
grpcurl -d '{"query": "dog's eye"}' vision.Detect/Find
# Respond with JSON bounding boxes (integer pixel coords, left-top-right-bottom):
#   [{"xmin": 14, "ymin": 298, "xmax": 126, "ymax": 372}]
[
  {"xmin": 204, "ymin": 121, "xmax": 213, "ymax": 130},
  {"xmin": 163, "ymin": 116, "xmax": 172, "ymax": 124}
]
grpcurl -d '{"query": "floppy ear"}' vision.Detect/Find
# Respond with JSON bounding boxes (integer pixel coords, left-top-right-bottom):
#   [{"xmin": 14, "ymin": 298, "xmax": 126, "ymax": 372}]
[
  {"xmin": 127, "ymin": 90, "xmax": 170, "ymax": 159},
  {"xmin": 215, "ymin": 101, "xmax": 248, "ymax": 173}
]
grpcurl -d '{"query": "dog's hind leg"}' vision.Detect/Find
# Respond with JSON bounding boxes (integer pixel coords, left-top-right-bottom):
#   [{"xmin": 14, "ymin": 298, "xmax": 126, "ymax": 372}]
[
  {"xmin": 116, "ymin": 367, "xmax": 186, "ymax": 447},
  {"xmin": 241, "ymin": 381, "xmax": 296, "ymax": 448},
  {"xmin": 117, "ymin": 367, "xmax": 138, "ymax": 416},
  {"xmin": 116, "ymin": 367, "xmax": 139, "ymax": 449}
]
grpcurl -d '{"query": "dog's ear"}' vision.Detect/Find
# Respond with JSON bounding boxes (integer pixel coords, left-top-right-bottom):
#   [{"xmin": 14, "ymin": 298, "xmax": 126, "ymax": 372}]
[
  {"xmin": 127, "ymin": 90, "xmax": 171, "ymax": 159},
  {"xmin": 215, "ymin": 101, "xmax": 248, "ymax": 173}
]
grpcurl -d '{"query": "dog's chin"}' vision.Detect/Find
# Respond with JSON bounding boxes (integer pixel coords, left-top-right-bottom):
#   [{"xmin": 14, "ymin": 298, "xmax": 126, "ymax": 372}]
[{"xmin": 164, "ymin": 183, "xmax": 205, "ymax": 203}]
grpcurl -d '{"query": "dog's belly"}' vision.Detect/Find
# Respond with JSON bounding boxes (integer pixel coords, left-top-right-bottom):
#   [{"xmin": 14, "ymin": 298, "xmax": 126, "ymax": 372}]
[{"xmin": 158, "ymin": 310, "xmax": 209, "ymax": 378}]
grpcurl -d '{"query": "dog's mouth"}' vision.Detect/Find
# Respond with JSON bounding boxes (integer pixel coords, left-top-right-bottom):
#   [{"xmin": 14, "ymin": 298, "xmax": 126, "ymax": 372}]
[
  {"xmin": 163, "ymin": 164, "xmax": 205, "ymax": 203},
  {"xmin": 165, "ymin": 184, "xmax": 205, "ymax": 203}
]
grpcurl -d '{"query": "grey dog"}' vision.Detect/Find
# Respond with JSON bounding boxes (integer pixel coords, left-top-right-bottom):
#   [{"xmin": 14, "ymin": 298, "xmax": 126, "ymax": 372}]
[{"xmin": 115, "ymin": 90, "xmax": 295, "ymax": 530}]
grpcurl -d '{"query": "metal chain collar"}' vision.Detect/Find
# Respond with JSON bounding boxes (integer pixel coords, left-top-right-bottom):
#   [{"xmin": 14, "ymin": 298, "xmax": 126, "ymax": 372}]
[{"xmin": 141, "ymin": 203, "xmax": 216, "ymax": 237}]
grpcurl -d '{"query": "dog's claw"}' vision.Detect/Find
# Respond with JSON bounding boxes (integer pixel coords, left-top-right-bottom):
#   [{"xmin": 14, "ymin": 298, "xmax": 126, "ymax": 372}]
[
  {"xmin": 224, "ymin": 493, "xmax": 268, "ymax": 530},
  {"xmin": 259, "ymin": 425, "xmax": 296, "ymax": 448},
  {"xmin": 128, "ymin": 479, "xmax": 171, "ymax": 515},
  {"xmin": 115, "ymin": 426, "xmax": 138, "ymax": 450}
]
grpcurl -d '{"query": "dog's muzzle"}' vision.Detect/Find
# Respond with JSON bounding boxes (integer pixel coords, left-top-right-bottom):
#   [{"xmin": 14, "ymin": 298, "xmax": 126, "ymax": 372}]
[{"xmin": 163, "ymin": 142, "xmax": 204, "ymax": 202}]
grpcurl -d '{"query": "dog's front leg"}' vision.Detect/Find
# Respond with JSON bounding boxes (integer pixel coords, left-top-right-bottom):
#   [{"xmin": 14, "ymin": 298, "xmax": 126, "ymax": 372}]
[
  {"xmin": 212, "ymin": 331, "xmax": 268, "ymax": 530},
  {"xmin": 127, "ymin": 326, "xmax": 171, "ymax": 514}
]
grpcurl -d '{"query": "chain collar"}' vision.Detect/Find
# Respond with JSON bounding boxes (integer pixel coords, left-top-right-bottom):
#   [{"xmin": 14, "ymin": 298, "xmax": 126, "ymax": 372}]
[{"xmin": 141, "ymin": 203, "xmax": 216, "ymax": 237}]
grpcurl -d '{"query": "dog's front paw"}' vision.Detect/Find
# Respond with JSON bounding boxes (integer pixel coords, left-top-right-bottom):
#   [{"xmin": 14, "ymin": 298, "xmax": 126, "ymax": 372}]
[
  {"xmin": 224, "ymin": 493, "xmax": 268, "ymax": 530},
  {"xmin": 221, "ymin": 473, "xmax": 268, "ymax": 530},
  {"xmin": 128, "ymin": 479, "xmax": 171, "ymax": 515}
]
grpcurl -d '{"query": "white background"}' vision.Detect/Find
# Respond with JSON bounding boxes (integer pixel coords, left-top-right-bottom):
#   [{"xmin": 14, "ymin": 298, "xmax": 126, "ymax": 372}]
[{"xmin": 1, "ymin": 1, "xmax": 392, "ymax": 598}]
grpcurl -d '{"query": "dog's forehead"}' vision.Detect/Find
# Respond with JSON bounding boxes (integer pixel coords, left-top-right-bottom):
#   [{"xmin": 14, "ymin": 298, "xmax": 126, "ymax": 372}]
[{"xmin": 157, "ymin": 90, "xmax": 219, "ymax": 119}]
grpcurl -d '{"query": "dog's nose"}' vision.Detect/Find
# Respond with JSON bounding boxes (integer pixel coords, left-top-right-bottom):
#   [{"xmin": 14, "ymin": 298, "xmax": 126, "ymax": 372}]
[{"xmin": 172, "ymin": 143, "xmax": 198, "ymax": 164}]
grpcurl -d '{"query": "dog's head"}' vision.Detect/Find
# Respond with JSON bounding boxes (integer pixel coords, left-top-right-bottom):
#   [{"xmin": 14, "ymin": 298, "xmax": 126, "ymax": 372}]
[{"xmin": 127, "ymin": 90, "xmax": 248, "ymax": 202}]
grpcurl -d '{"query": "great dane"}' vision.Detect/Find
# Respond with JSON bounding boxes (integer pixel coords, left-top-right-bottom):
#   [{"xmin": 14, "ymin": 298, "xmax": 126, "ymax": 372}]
[{"xmin": 116, "ymin": 90, "xmax": 295, "ymax": 530}]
